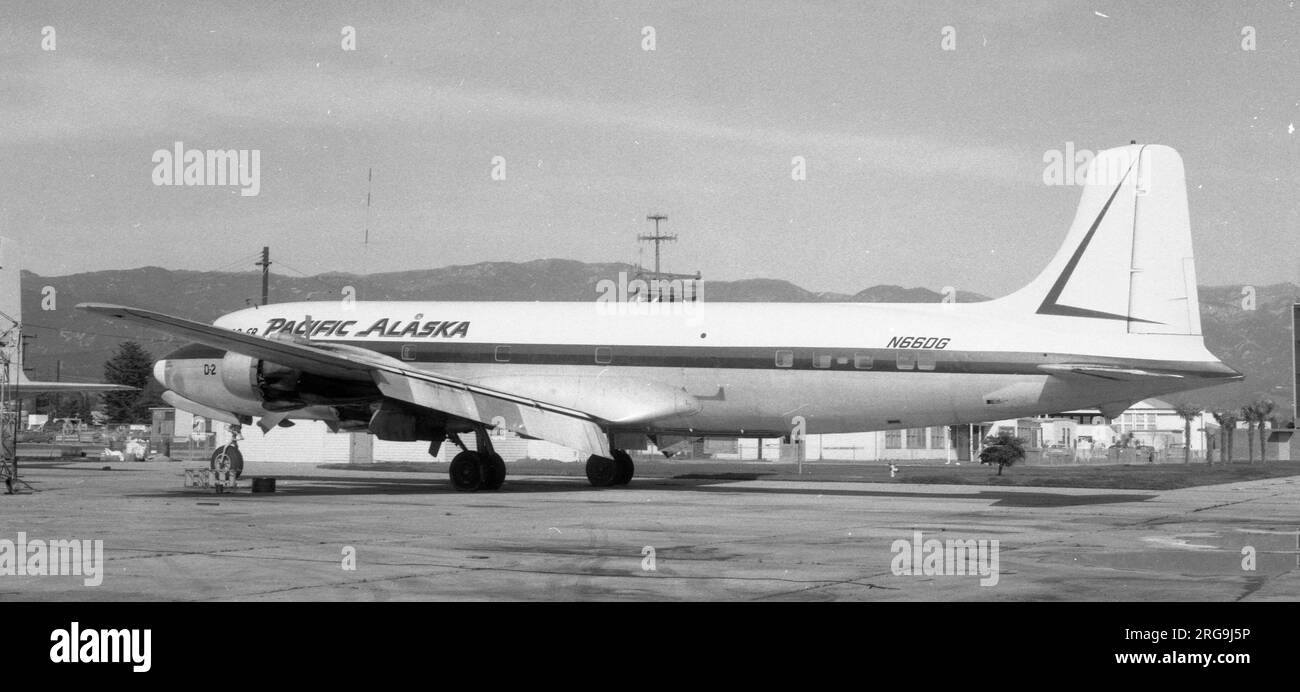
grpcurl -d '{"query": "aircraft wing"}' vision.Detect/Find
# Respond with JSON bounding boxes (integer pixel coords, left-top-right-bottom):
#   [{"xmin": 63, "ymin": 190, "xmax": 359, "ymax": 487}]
[
  {"xmin": 1038, "ymin": 363, "xmax": 1185, "ymax": 382},
  {"xmin": 77, "ymin": 303, "xmax": 610, "ymax": 457},
  {"xmin": 9, "ymin": 380, "xmax": 136, "ymax": 396}
]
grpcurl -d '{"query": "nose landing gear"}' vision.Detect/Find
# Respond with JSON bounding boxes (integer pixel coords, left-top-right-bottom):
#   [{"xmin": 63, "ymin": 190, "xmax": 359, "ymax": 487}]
[{"xmin": 211, "ymin": 424, "xmax": 245, "ymax": 479}]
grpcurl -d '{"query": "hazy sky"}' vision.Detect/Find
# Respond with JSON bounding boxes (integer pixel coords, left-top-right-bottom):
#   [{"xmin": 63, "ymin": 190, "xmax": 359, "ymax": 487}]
[{"xmin": 1, "ymin": 1, "xmax": 1296, "ymax": 296}]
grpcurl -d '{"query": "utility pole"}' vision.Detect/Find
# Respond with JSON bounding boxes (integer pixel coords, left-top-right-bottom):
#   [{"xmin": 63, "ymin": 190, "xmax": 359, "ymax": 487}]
[
  {"xmin": 20, "ymin": 333, "xmax": 35, "ymax": 378},
  {"xmin": 53, "ymin": 359, "xmax": 60, "ymax": 419},
  {"xmin": 362, "ymin": 167, "xmax": 373, "ymax": 300},
  {"xmin": 638, "ymin": 215, "xmax": 675, "ymax": 277},
  {"xmin": 255, "ymin": 246, "xmax": 271, "ymax": 306}
]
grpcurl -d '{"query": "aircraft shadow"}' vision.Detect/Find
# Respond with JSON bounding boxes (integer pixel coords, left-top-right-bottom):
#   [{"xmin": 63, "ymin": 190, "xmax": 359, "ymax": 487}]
[
  {"xmin": 120, "ymin": 472, "xmax": 1158, "ymax": 507},
  {"xmin": 681, "ymin": 484, "xmax": 1159, "ymax": 507}
]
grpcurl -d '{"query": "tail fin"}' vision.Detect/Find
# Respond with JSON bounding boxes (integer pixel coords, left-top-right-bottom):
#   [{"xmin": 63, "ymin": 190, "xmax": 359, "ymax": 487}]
[
  {"xmin": 0, "ymin": 236, "xmax": 27, "ymax": 386},
  {"xmin": 1000, "ymin": 144, "xmax": 1202, "ymax": 336}
]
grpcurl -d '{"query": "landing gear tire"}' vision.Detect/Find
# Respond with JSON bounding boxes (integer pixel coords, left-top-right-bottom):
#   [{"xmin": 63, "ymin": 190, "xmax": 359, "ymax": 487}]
[
  {"xmin": 586, "ymin": 454, "xmax": 620, "ymax": 487},
  {"xmin": 481, "ymin": 453, "xmax": 506, "ymax": 491},
  {"xmin": 210, "ymin": 445, "xmax": 244, "ymax": 479},
  {"xmin": 450, "ymin": 451, "xmax": 485, "ymax": 491},
  {"xmin": 612, "ymin": 449, "xmax": 634, "ymax": 486},
  {"xmin": 446, "ymin": 427, "xmax": 508, "ymax": 492}
]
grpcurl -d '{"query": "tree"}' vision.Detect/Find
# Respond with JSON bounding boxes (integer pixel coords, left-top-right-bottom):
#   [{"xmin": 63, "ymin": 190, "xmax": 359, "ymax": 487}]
[
  {"xmin": 979, "ymin": 430, "xmax": 1026, "ymax": 476},
  {"xmin": 1172, "ymin": 403, "xmax": 1200, "ymax": 465},
  {"xmin": 1240, "ymin": 405, "xmax": 1257, "ymax": 463},
  {"xmin": 1254, "ymin": 399, "xmax": 1276, "ymax": 463},
  {"xmin": 102, "ymin": 341, "xmax": 162, "ymax": 424},
  {"xmin": 1210, "ymin": 410, "xmax": 1238, "ymax": 465}
]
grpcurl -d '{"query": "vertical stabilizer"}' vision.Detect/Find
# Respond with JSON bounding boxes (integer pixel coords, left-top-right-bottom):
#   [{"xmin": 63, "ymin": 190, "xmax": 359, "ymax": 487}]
[{"xmin": 999, "ymin": 144, "xmax": 1201, "ymax": 336}]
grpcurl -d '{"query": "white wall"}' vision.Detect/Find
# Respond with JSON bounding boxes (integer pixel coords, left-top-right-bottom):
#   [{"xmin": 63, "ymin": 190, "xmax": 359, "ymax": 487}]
[{"xmin": 215, "ymin": 420, "xmax": 579, "ymax": 464}]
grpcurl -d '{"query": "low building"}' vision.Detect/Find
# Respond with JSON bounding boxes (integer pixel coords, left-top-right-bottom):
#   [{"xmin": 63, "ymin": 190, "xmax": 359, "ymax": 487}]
[
  {"xmin": 150, "ymin": 397, "xmax": 1281, "ymax": 466},
  {"xmin": 800, "ymin": 398, "xmax": 1215, "ymax": 465}
]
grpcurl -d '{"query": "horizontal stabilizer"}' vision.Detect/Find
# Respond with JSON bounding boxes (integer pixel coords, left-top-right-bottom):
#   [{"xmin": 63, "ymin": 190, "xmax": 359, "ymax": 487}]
[{"xmin": 1038, "ymin": 363, "xmax": 1185, "ymax": 381}]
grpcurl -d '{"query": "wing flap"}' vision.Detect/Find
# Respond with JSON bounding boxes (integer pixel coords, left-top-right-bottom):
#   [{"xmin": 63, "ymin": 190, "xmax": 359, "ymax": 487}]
[{"xmin": 372, "ymin": 371, "xmax": 609, "ymax": 457}]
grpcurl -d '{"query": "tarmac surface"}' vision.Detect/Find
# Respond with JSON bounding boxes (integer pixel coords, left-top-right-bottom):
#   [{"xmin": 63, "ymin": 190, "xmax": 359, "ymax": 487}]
[{"xmin": 3, "ymin": 459, "xmax": 1298, "ymax": 601}]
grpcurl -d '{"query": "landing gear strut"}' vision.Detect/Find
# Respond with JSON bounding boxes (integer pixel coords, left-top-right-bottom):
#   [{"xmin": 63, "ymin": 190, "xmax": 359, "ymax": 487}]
[
  {"xmin": 446, "ymin": 426, "xmax": 506, "ymax": 492},
  {"xmin": 586, "ymin": 449, "xmax": 634, "ymax": 488}
]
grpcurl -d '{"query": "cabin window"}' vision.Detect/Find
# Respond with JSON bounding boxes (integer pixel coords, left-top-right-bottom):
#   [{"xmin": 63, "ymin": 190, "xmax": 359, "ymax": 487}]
[
  {"xmin": 400, "ymin": 344, "xmax": 417, "ymax": 361},
  {"xmin": 494, "ymin": 345, "xmax": 511, "ymax": 363},
  {"xmin": 917, "ymin": 351, "xmax": 937, "ymax": 371},
  {"xmin": 896, "ymin": 352, "xmax": 915, "ymax": 370},
  {"xmin": 595, "ymin": 346, "xmax": 613, "ymax": 365},
  {"xmin": 836, "ymin": 355, "xmax": 850, "ymax": 366},
  {"xmin": 812, "ymin": 353, "xmax": 832, "ymax": 369},
  {"xmin": 775, "ymin": 350, "xmax": 794, "ymax": 368},
  {"xmin": 853, "ymin": 352, "xmax": 873, "ymax": 370}
]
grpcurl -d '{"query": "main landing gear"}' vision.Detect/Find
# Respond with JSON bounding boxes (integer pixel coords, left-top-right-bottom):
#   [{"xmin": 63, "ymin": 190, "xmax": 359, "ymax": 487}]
[
  {"xmin": 585, "ymin": 449, "xmax": 634, "ymax": 488},
  {"xmin": 447, "ymin": 426, "xmax": 506, "ymax": 492},
  {"xmin": 444, "ymin": 426, "xmax": 636, "ymax": 491}
]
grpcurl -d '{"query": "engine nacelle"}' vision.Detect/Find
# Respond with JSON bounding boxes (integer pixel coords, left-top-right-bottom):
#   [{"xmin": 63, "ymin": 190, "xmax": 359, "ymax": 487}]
[
  {"xmin": 221, "ymin": 352, "xmax": 304, "ymax": 410},
  {"xmin": 219, "ymin": 352, "xmax": 380, "ymax": 411}
]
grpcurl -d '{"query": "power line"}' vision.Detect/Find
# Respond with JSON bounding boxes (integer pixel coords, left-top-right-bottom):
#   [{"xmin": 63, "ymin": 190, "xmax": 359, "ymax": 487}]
[
  {"xmin": 207, "ymin": 251, "xmax": 264, "ymax": 274},
  {"xmin": 273, "ymin": 260, "xmax": 350, "ymax": 296}
]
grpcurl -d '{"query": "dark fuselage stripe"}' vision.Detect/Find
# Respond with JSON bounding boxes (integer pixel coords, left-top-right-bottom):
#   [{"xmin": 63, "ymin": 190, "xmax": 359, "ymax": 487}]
[{"xmin": 167, "ymin": 341, "xmax": 1236, "ymax": 379}]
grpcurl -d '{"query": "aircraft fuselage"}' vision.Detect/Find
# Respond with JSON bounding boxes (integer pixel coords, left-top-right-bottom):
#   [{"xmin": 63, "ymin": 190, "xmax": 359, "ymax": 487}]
[{"xmin": 152, "ymin": 299, "xmax": 1238, "ymax": 438}]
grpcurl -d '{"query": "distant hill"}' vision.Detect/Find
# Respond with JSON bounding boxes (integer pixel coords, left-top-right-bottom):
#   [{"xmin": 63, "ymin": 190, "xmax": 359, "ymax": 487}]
[
  {"xmin": 850, "ymin": 285, "xmax": 990, "ymax": 303},
  {"xmin": 1162, "ymin": 282, "xmax": 1298, "ymax": 418},
  {"xmin": 18, "ymin": 264, "xmax": 1296, "ymax": 420}
]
